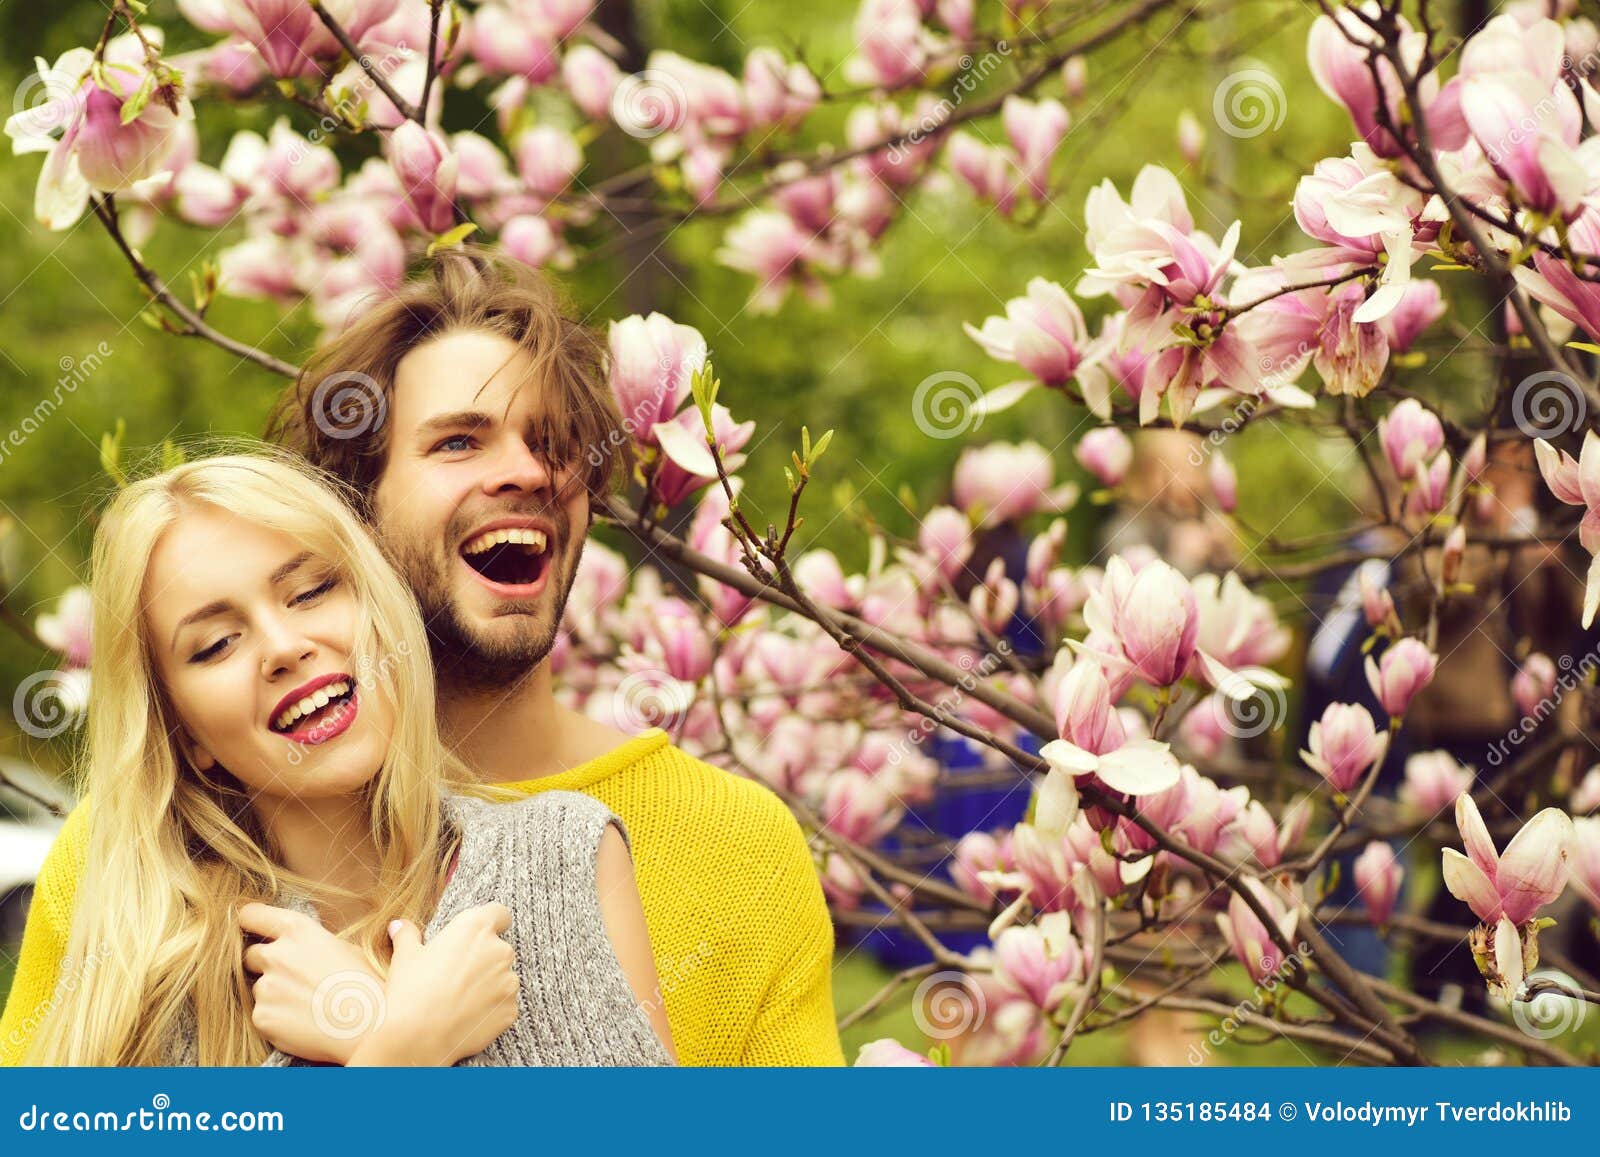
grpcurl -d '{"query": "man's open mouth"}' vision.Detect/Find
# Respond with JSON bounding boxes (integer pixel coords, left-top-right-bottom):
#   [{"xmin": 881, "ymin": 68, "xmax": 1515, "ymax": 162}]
[
  {"xmin": 269, "ymin": 675, "xmax": 358, "ymax": 744},
  {"xmin": 460, "ymin": 526, "xmax": 551, "ymax": 589}
]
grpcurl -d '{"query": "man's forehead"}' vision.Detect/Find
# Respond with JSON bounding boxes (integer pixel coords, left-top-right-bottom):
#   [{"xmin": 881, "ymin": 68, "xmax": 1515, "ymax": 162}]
[{"xmin": 391, "ymin": 336, "xmax": 556, "ymax": 429}]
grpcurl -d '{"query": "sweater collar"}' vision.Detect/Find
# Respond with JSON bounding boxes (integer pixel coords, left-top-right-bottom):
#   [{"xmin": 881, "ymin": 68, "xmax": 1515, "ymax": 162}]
[{"xmin": 492, "ymin": 727, "xmax": 671, "ymax": 795}]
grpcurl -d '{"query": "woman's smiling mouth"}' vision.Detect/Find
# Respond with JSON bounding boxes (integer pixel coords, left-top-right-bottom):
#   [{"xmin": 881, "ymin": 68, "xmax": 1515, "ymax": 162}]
[{"xmin": 269, "ymin": 674, "xmax": 359, "ymax": 745}]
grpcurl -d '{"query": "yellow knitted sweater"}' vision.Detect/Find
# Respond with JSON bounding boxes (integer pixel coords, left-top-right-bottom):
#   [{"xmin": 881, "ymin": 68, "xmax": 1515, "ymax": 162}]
[{"xmin": 0, "ymin": 729, "xmax": 844, "ymax": 1067}]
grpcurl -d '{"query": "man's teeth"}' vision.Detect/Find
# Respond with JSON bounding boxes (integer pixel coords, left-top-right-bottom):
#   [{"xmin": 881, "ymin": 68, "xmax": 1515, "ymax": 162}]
[
  {"xmin": 462, "ymin": 527, "xmax": 548, "ymax": 555},
  {"xmin": 274, "ymin": 680, "xmax": 351, "ymax": 731}
]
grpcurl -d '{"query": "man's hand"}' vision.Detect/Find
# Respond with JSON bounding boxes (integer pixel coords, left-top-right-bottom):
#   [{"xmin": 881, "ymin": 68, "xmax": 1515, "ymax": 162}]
[{"xmin": 239, "ymin": 902, "xmax": 384, "ymax": 1066}]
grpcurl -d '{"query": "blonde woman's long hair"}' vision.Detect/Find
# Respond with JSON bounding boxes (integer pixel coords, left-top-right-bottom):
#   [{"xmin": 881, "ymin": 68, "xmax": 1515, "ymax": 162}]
[{"xmin": 30, "ymin": 452, "xmax": 460, "ymax": 1065}]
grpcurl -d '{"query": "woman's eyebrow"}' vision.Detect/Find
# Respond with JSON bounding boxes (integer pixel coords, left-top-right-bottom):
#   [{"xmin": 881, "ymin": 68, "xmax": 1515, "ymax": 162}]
[
  {"xmin": 171, "ymin": 598, "xmax": 233, "ymax": 651},
  {"xmin": 269, "ymin": 550, "xmax": 315, "ymax": 585}
]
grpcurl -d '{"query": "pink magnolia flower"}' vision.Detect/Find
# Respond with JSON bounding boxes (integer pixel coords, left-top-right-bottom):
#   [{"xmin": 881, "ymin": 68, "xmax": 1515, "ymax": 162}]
[
  {"xmin": 562, "ymin": 45, "xmax": 622, "ymax": 120},
  {"xmin": 500, "ymin": 214, "xmax": 566, "ymax": 269},
  {"xmin": 950, "ymin": 831, "xmax": 1011, "ymax": 903},
  {"xmin": 515, "ymin": 125, "xmax": 583, "ymax": 199},
  {"xmin": 468, "ymin": 1, "xmax": 561, "ymax": 82},
  {"xmin": 1038, "ymin": 660, "xmax": 1181, "ymax": 834},
  {"xmin": 950, "ymin": 442, "xmax": 1078, "ymax": 527},
  {"xmin": 845, "ymin": 0, "xmax": 938, "ymax": 89},
  {"xmin": 36, "ymin": 586, "xmax": 92, "ymax": 669},
  {"xmin": 1191, "ymin": 572, "xmax": 1290, "ymax": 672},
  {"xmin": 1354, "ymin": 841, "xmax": 1403, "ymax": 926},
  {"xmin": 1571, "ymin": 816, "xmax": 1600, "ymax": 914},
  {"xmin": 220, "ymin": 0, "xmax": 322, "ymax": 77},
  {"xmin": 1378, "ymin": 398, "xmax": 1444, "ymax": 482},
  {"xmin": 386, "ymin": 121, "xmax": 458, "ymax": 234},
  {"xmin": 1216, "ymin": 879, "xmax": 1299, "ymax": 984},
  {"xmin": 948, "ymin": 132, "xmax": 1018, "ymax": 218},
  {"xmin": 915, "ymin": 506, "xmax": 973, "ymax": 583},
  {"xmin": 1306, "ymin": 3, "xmax": 1466, "ymax": 159},
  {"xmin": 1075, "ymin": 427, "xmax": 1132, "ymax": 488},
  {"xmin": 715, "ymin": 211, "xmax": 827, "ymax": 312},
  {"xmin": 606, "ymin": 312, "xmax": 707, "ymax": 440},
  {"xmin": 1209, "ymin": 452, "xmax": 1237, "ymax": 513},
  {"xmin": 743, "ymin": 48, "xmax": 819, "ymax": 129},
  {"xmin": 1512, "ymin": 653, "xmax": 1558, "ymax": 721},
  {"xmin": 1404, "ymin": 450, "xmax": 1452, "ymax": 519},
  {"xmin": 968, "ymin": 557, "xmax": 1019, "ymax": 635},
  {"xmin": 8, "ymin": 39, "xmax": 194, "ymax": 230},
  {"xmin": 1313, "ymin": 280, "xmax": 1389, "ymax": 397},
  {"xmin": 649, "ymin": 403, "xmax": 755, "ymax": 508},
  {"xmin": 964, "ymin": 278, "xmax": 1108, "ymax": 416},
  {"xmin": 1382, "ymin": 280, "xmax": 1446, "ymax": 353},
  {"xmin": 1301, "ymin": 702, "xmax": 1388, "ymax": 793},
  {"xmin": 1533, "ymin": 434, "xmax": 1600, "ymax": 624},
  {"xmin": 1001, "ymin": 95, "xmax": 1070, "ymax": 201},
  {"xmin": 1176, "ymin": 110, "xmax": 1204, "ymax": 164},
  {"xmin": 855, "ymin": 1039, "xmax": 936, "ymax": 1067},
  {"xmin": 1456, "ymin": 14, "xmax": 1588, "ymax": 220},
  {"xmin": 994, "ymin": 912, "xmax": 1084, "ymax": 1013},
  {"xmin": 1365, "ymin": 638, "xmax": 1436, "ymax": 718},
  {"xmin": 822, "ymin": 768, "xmax": 904, "ymax": 845},
  {"xmin": 1515, "ymin": 210, "xmax": 1600, "ymax": 340},
  {"xmin": 1400, "ymin": 750, "xmax": 1475, "ymax": 818},
  {"xmin": 1441, "ymin": 794, "xmax": 1574, "ymax": 925}
]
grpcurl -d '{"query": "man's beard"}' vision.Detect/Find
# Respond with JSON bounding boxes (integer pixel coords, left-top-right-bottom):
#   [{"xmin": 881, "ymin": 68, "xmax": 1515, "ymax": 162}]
[{"xmin": 386, "ymin": 514, "xmax": 584, "ymax": 694}]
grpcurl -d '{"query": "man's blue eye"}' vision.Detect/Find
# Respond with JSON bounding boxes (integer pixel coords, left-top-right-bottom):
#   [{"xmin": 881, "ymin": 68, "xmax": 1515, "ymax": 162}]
[{"xmin": 433, "ymin": 435, "xmax": 474, "ymax": 452}]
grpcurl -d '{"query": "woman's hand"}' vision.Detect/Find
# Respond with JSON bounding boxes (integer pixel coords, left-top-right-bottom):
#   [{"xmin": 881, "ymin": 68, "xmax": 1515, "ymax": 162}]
[
  {"xmin": 239, "ymin": 902, "xmax": 386, "ymax": 1066},
  {"xmin": 348, "ymin": 903, "xmax": 520, "ymax": 1067}
]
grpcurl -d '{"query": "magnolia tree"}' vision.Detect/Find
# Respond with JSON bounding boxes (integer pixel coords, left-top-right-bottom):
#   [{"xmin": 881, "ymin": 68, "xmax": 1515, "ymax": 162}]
[{"xmin": 8, "ymin": 0, "xmax": 1600, "ymax": 1067}]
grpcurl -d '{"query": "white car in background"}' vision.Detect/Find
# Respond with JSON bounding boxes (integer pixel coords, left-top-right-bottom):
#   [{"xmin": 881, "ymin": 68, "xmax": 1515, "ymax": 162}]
[{"xmin": 0, "ymin": 760, "xmax": 71, "ymax": 943}]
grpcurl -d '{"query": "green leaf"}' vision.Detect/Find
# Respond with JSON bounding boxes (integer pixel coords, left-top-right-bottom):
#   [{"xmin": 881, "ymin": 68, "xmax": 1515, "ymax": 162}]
[
  {"xmin": 426, "ymin": 221, "xmax": 478, "ymax": 255},
  {"xmin": 1567, "ymin": 340, "xmax": 1600, "ymax": 355},
  {"xmin": 100, "ymin": 419, "xmax": 128, "ymax": 487},
  {"xmin": 120, "ymin": 70, "xmax": 155, "ymax": 124},
  {"xmin": 810, "ymin": 428, "xmax": 833, "ymax": 464}
]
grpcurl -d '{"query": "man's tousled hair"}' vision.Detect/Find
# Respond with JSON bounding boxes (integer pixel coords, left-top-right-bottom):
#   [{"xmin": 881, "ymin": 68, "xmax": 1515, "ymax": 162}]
[{"xmin": 266, "ymin": 246, "xmax": 627, "ymax": 514}]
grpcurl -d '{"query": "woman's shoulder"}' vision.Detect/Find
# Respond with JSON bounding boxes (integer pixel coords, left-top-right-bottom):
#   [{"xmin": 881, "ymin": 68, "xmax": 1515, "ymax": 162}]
[{"xmin": 445, "ymin": 790, "xmax": 626, "ymax": 852}]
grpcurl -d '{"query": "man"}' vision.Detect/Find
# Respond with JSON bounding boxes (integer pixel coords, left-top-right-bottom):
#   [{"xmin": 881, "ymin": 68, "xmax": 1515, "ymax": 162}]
[{"xmin": 2, "ymin": 250, "xmax": 843, "ymax": 1066}]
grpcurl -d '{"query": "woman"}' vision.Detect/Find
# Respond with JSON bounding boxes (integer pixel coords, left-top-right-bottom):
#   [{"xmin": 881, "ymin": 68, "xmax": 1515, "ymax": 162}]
[{"xmin": 21, "ymin": 452, "xmax": 675, "ymax": 1066}]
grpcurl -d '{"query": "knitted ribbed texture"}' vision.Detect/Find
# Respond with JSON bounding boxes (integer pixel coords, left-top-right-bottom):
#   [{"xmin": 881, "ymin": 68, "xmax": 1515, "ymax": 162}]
[
  {"xmin": 1, "ymin": 730, "xmax": 843, "ymax": 1067},
  {"xmin": 162, "ymin": 792, "xmax": 670, "ymax": 1067}
]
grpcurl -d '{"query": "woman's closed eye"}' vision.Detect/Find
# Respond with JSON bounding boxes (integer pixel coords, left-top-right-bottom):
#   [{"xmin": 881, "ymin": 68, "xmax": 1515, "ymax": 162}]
[
  {"xmin": 291, "ymin": 576, "xmax": 339, "ymax": 606},
  {"xmin": 189, "ymin": 634, "xmax": 237, "ymax": 664}
]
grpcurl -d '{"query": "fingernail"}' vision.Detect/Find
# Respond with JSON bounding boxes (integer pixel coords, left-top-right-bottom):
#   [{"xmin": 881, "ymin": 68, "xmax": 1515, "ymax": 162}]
[{"xmin": 388, "ymin": 919, "xmax": 403, "ymax": 937}]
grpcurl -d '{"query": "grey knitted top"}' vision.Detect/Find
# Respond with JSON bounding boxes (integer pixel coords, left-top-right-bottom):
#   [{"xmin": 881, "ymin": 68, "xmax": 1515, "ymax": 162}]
[{"xmin": 169, "ymin": 790, "xmax": 673, "ymax": 1067}]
